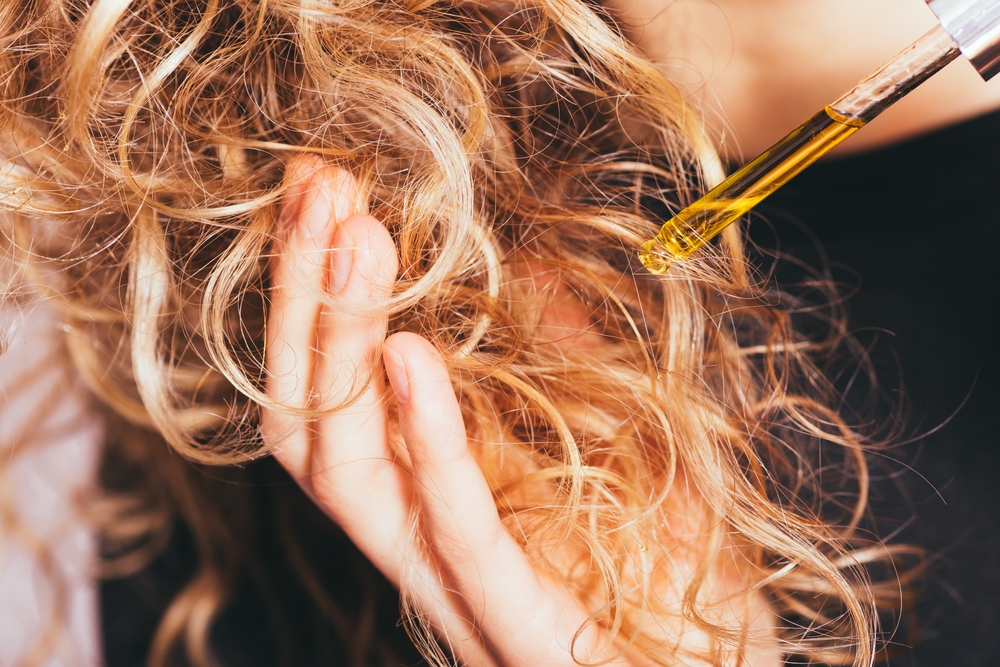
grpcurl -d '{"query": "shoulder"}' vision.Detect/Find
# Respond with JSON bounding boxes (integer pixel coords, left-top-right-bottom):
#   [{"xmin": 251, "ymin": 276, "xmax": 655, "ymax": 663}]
[{"xmin": 605, "ymin": 0, "xmax": 1000, "ymax": 155}]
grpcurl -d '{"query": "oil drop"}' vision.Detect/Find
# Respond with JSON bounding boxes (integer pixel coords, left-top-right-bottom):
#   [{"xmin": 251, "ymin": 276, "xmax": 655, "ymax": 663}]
[{"xmin": 640, "ymin": 21, "xmax": 966, "ymax": 273}]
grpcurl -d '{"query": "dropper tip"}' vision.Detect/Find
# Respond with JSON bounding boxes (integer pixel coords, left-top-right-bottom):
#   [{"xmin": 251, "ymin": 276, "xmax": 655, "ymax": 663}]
[{"xmin": 638, "ymin": 238, "xmax": 673, "ymax": 275}]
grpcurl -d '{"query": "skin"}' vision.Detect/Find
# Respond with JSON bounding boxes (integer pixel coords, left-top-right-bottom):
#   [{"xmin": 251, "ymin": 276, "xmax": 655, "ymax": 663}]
[
  {"xmin": 605, "ymin": 0, "xmax": 1000, "ymax": 157},
  {"xmin": 253, "ymin": 5, "xmax": 982, "ymax": 661},
  {"xmin": 260, "ymin": 159, "xmax": 780, "ymax": 666},
  {"xmin": 260, "ymin": 158, "xmax": 630, "ymax": 667}
]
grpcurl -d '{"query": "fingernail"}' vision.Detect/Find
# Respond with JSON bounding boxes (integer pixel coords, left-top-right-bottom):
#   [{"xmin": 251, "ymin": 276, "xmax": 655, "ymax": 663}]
[
  {"xmin": 327, "ymin": 169, "xmax": 358, "ymax": 224},
  {"xmin": 298, "ymin": 170, "xmax": 334, "ymax": 242},
  {"xmin": 278, "ymin": 157, "xmax": 319, "ymax": 230},
  {"xmin": 329, "ymin": 224, "xmax": 353, "ymax": 294},
  {"xmin": 295, "ymin": 167, "xmax": 358, "ymax": 244},
  {"xmin": 383, "ymin": 347, "xmax": 410, "ymax": 405},
  {"xmin": 278, "ymin": 190, "xmax": 302, "ymax": 231}
]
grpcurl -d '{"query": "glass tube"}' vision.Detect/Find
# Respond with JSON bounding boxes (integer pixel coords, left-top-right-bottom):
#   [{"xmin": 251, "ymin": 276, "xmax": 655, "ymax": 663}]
[{"xmin": 639, "ymin": 24, "xmax": 961, "ymax": 274}]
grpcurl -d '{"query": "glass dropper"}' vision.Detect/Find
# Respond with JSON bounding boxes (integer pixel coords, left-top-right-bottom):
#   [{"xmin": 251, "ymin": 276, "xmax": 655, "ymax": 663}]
[{"xmin": 639, "ymin": 23, "xmax": 963, "ymax": 274}]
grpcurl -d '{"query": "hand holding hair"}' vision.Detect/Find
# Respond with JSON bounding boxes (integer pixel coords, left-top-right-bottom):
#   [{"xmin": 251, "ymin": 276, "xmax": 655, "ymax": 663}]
[
  {"xmin": 262, "ymin": 158, "xmax": 624, "ymax": 667},
  {"xmin": 2, "ymin": 0, "xmax": 917, "ymax": 660}
]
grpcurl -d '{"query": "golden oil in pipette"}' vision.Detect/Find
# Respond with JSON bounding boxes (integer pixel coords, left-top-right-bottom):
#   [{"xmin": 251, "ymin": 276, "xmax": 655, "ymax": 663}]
[
  {"xmin": 637, "ymin": 23, "xmax": 965, "ymax": 272},
  {"xmin": 639, "ymin": 106, "xmax": 866, "ymax": 274}
]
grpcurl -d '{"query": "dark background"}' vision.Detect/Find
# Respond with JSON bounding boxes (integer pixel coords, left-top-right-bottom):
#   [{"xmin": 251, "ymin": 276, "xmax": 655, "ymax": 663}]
[
  {"xmin": 760, "ymin": 109, "xmax": 1000, "ymax": 666},
  {"xmin": 102, "ymin": 112, "xmax": 1000, "ymax": 666}
]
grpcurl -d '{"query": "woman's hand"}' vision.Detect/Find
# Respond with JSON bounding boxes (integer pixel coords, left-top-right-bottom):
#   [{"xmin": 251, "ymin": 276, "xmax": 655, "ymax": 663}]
[{"xmin": 260, "ymin": 159, "xmax": 621, "ymax": 667}]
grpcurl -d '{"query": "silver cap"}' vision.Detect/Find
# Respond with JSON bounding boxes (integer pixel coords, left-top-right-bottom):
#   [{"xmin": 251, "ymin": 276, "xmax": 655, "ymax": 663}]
[{"xmin": 927, "ymin": 0, "xmax": 1000, "ymax": 80}]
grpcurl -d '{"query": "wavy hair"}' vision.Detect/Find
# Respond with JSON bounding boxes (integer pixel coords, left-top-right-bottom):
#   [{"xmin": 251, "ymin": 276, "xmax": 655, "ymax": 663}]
[{"xmin": 1, "ymin": 0, "xmax": 916, "ymax": 664}]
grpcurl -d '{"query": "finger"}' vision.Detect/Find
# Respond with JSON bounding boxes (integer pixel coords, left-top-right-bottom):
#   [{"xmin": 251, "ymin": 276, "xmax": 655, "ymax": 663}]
[
  {"xmin": 312, "ymin": 211, "xmax": 396, "ymax": 410},
  {"xmin": 261, "ymin": 167, "xmax": 495, "ymax": 666},
  {"xmin": 262, "ymin": 159, "xmax": 358, "ymax": 479},
  {"xmin": 305, "ymin": 213, "xmax": 410, "ymax": 564},
  {"xmin": 384, "ymin": 333, "xmax": 609, "ymax": 666}
]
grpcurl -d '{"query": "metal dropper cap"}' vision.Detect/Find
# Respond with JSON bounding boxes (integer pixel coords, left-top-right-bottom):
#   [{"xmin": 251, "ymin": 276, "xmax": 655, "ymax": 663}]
[{"xmin": 927, "ymin": 0, "xmax": 1000, "ymax": 80}]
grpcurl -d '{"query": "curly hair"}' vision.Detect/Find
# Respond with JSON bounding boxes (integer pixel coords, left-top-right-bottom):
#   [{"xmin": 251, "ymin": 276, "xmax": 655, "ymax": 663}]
[{"xmin": 1, "ymin": 0, "xmax": 916, "ymax": 664}]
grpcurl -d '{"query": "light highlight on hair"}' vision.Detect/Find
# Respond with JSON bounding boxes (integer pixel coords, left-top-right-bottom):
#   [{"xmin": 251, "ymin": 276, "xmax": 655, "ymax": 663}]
[{"xmin": 0, "ymin": 0, "xmax": 917, "ymax": 664}]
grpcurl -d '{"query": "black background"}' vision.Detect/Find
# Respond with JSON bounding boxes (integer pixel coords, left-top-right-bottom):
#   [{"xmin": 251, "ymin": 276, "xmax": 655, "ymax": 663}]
[
  {"xmin": 760, "ymin": 109, "xmax": 1000, "ymax": 666},
  {"xmin": 103, "ymin": 112, "xmax": 1000, "ymax": 666}
]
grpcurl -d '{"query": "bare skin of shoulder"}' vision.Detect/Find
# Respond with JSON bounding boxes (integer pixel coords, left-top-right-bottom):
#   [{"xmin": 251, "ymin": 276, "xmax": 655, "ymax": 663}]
[{"xmin": 606, "ymin": 0, "xmax": 1000, "ymax": 157}]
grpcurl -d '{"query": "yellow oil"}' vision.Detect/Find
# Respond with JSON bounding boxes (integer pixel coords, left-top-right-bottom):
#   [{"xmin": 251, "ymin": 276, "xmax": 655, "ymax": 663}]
[{"xmin": 639, "ymin": 106, "xmax": 866, "ymax": 274}]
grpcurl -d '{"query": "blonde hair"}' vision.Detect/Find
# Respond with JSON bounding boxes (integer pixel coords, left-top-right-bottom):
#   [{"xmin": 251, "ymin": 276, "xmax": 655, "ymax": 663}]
[{"xmin": 1, "ymin": 0, "xmax": 915, "ymax": 664}]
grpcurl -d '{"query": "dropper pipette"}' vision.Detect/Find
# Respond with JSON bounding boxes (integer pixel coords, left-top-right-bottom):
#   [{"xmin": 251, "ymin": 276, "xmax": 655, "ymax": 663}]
[{"xmin": 639, "ymin": 0, "xmax": 1000, "ymax": 274}]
